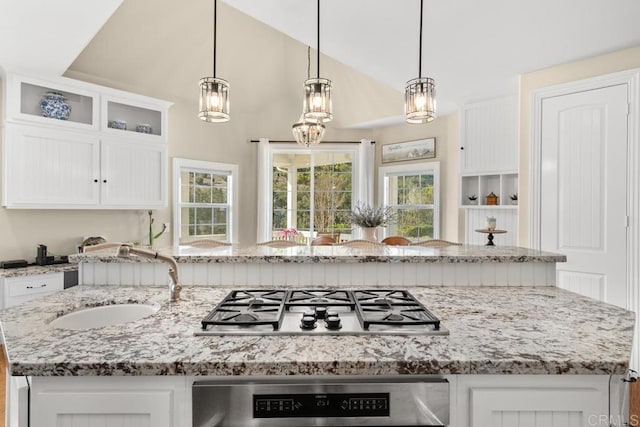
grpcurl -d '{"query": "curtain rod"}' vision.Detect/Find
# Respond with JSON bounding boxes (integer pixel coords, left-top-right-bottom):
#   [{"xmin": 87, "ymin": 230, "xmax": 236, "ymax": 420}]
[{"xmin": 249, "ymin": 140, "xmax": 375, "ymax": 144}]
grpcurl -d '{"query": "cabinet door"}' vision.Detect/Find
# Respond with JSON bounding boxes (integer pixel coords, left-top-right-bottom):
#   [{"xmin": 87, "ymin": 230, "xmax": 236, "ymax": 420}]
[
  {"xmin": 457, "ymin": 375, "xmax": 610, "ymax": 427},
  {"xmin": 3, "ymin": 124, "xmax": 100, "ymax": 207},
  {"xmin": 32, "ymin": 390, "xmax": 173, "ymax": 427},
  {"xmin": 470, "ymin": 388, "xmax": 606, "ymax": 427},
  {"xmin": 100, "ymin": 138, "xmax": 167, "ymax": 208},
  {"xmin": 3, "ymin": 272, "xmax": 64, "ymax": 308},
  {"xmin": 460, "ymin": 96, "xmax": 518, "ymax": 174}
]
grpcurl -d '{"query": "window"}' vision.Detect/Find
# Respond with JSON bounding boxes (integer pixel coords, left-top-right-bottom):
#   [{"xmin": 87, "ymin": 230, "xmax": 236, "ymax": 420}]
[
  {"xmin": 258, "ymin": 142, "xmax": 372, "ymax": 243},
  {"xmin": 379, "ymin": 162, "xmax": 440, "ymax": 241},
  {"xmin": 172, "ymin": 158, "xmax": 238, "ymax": 245}
]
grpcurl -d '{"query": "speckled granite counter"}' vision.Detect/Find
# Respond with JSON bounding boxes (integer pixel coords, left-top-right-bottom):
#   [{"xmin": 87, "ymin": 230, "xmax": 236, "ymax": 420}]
[
  {"xmin": 0, "ymin": 284, "xmax": 632, "ymax": 377},
  {"xmin": 70, "ymin": 245, "xmax": 566, "ymax": 264},
  {"xmin": 0, "ymin": 263, "xmax": 77, "ymax": 278},
  {"xmin": 72, "ymin": 245, "xmax": 564, "ymax": 287}
]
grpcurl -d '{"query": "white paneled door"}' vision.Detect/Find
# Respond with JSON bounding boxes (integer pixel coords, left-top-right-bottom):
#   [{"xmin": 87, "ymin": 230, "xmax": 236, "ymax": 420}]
[{"xmin": 540, "ymin": 84, "xmax": 628, "ymax": 308}]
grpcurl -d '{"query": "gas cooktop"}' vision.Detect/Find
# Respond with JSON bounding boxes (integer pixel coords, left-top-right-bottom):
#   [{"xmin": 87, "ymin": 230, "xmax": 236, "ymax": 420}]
[{"xmin": 194, "ymin": 289, "xmax": 448, "ymax": 336}]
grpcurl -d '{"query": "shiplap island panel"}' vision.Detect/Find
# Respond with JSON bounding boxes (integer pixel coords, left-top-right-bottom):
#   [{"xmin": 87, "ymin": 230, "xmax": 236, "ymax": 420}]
[{"xmin": 71, "ymin": 245, "xmax": 564, "ymax": 287}]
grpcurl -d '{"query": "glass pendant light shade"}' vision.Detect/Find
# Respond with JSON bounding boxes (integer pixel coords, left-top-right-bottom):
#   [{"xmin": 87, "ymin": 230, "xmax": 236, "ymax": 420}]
[
  {"xmin": 303, "ymin": 78, "xmax": 333, "ymax": 123},
  {"xmin": 405, "ymin": 77, "xmax": 436, "ymax": 124},
  {"xmin": 405, "ymin": 0, "xmax": 436, "ymax": 124},
  {"xmin": 199, "ymin": 77, "xmax": 230, "ymax": 123},
  {"xmin": 292, "ymin": 113, "xmax": 326, "ymax": 147},
  {"xmin": 198, "ymin": 0, "xmax": 229, "ymax": 123}
]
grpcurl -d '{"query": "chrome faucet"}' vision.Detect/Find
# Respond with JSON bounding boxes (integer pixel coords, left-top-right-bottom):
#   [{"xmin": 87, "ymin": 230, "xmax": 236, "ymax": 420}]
[{"xmin": 117, "ymin": 244, "xmax": 182, "ymax": 302}]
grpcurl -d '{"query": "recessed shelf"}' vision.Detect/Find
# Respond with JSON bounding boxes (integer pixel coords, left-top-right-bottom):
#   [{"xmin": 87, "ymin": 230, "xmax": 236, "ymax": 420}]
[
  {"xmin": 461, "ymin": 173, "xmax": 518, "ymax": 207},
  {"xmin": 106, "ymin": 101, "xmax": 162, "ymax": 137},
  {"xmin": 18, "ymin": 82, "xmax": 96, "ymax": 128}
]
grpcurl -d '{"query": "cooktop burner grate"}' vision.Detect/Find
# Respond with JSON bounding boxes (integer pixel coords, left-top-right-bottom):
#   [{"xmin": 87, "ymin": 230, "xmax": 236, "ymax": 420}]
[
  {"xmin": 199, "ymin": 289, "xmax": 445, "ymax": 335},
  {"xmin": 286, "ymin": 290, "xmax": 354, "ymax": 306}
]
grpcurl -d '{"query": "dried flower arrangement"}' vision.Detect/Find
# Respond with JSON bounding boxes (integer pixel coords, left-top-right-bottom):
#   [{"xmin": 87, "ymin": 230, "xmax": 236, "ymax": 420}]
[{"xmin": 349, "ymin": 203, "xmax": 395, "ymax": 228}]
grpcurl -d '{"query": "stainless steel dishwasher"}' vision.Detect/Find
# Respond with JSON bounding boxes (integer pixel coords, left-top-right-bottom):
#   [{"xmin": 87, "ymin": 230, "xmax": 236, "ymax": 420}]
[{"xmin": 193, "ymin": 376, "xmax": 449, "ymax": 426}]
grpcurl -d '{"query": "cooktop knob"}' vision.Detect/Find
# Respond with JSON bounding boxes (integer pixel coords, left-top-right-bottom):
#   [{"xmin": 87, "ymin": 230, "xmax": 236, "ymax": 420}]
[
  {"xmin": 325, "ymin": 316, "xmax": 342, "ymax": 330},
  {"xmin": 315, "ymin": 306, "xmax": 327, "ymax": 319},
  {"xmin": 326, "ymin": 310, "xmax": 338, "ymax": 318},
  {"xmin": 300, "ymin": 315, "xmax": 317, "ymax": 330},
  {"xmin": 303, "ymin": 310, "xmax": 315, "ymax": 318}
]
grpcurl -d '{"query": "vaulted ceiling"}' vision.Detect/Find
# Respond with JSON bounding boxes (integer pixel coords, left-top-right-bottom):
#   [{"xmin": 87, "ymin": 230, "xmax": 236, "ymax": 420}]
[{"xmin": 2, "ymin": 0, "xmax": 640, "ymax": 127}]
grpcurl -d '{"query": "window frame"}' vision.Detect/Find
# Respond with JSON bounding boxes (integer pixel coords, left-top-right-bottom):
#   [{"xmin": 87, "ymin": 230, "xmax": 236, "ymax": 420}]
[
  {"xmin": 378, "ymin": 161, "xmax": 440, "ymax": 240},
  {"xmin": 259, "ymin": 143, "xmax": 363, "ymax": 242},
  {"xmin": 172, "ymin": 157, "xmax": 239, "ymax": 247}
]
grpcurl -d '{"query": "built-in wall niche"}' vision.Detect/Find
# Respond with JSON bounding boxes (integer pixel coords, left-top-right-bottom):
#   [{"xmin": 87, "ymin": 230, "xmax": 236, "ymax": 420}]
[
  {"xmin": 106, "ymin": 101, "xmax": 162, "ymax": 137},
  {"xmin": 461, "ymin": 173, "xmax": 518, "ymax": 208},
  {"xmin": 19, "ymin": 82, "xmax": 95, "ymax": 127}
]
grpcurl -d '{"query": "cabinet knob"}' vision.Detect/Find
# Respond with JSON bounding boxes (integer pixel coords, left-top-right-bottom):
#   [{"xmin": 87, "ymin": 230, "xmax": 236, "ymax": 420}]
[
  {"xmin": 103, "ymin": 179, "xmax": 107, "ymax": 183},
  {"xmin": 460, "ymin": 147, "xmax": 464, "ymax": 150},
  {"xmin": 94, "ymin": 179, "xmax": 98, "ymax": 183}
]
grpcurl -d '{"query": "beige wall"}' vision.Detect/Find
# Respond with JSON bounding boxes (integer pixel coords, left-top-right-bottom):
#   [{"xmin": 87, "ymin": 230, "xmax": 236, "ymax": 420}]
[
  {"xmin": 0, "ymin": 1, "xmax": 402, "ymax": 261},
  {"xmin": 518, "ymin": 45, "xmax": 640, "ymax": 246},
  {"xmin": 373, "ymin": 112, "xmax": 460, "ymax": 242}
]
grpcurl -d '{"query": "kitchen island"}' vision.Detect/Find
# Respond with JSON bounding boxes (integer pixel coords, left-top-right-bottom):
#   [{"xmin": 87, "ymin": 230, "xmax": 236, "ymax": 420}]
[
  {"xmin": 0, "ymin": 282, "xmax": 633, "ymax": 427},
  {"xmin": 73, "ymin": 244, "xmax": 566, "ymax": 287}
]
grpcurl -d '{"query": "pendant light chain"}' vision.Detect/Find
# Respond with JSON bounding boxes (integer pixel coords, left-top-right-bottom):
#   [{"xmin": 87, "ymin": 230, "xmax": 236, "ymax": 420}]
[
  {"xmin": 317, "ymin": 0, "xmax": 321, "ymax": 78},
  {"xmin": 418, "ymin": 0, "xmax": 423, "ymax": 78},
  {"xmin": 213, "ymin": 0, "xmax": 217, "ymax": 77}
]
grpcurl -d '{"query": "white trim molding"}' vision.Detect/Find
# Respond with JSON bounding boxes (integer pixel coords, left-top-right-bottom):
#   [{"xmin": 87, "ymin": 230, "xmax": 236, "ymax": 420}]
[
  {"xmin": 530, "ymin": 68, "xmax": 640, "ymax": 368},
  {"xmin": 172, "ymin": 157, "xmax": 239, "ymax": 247},
  {"xmin": 378, "ymin": 161, "xmax": 441, "ymax": 240}
]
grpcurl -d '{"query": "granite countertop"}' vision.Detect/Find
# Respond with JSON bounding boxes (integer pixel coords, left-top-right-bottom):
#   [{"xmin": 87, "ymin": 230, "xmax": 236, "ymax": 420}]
[
  {"xmin": 0, "ymin": 263, "xmax": 78, "ymax": 279},
  {"xmin": 0, "ymin": 284, "xmax": 631, "ymax": 377},
  {"xmin": 69, "ymin": 245, "xmax": 567, "ymax": 265}
]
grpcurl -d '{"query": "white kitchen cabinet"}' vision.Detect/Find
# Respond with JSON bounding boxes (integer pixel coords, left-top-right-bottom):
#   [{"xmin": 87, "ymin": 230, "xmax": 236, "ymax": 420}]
[
  {"xmin": 459, "ymin": 96, "xmax": 518, "ymax": 174},
  {"xmin": 1, "ymin": 72, "xmax": 171, "ymax": 209},
  {"xmin": 455, "ymin": 375, "xmax": 613, "ymax": 427},
  {"xmin": 29, "ymin": 377, "xmax": 187, "ymax": 427},
  {"xmin": 3, "ymin": 125, "xmax": 167, "ymax": 208},
  {"xmin": 4, "ymin": 74, "xmax": 99, "ymax": 131},
  {"xmin": 100, "ymin": 138, "xmax": 167, "ymax": 208},
  {"xmin": 459, "ymin": 96, "xmax": 519, "ymax": 244},
  {"xmin": 2, "ymin": 272, "xmax": 64, "ymax": 308},
  {"xmin": 3, "ymin": 124, "xmax": 101, "ymax": 207}
]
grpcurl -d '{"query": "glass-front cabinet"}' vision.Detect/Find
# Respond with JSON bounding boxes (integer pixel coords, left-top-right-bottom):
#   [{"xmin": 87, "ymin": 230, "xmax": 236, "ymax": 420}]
[
  {"xmin": 1, "ymin": 72, "xmax": 171, "ymax": 209},
  {"xmin": 5, "ymin": 74, "xmax": 100, "ymax": 130}
]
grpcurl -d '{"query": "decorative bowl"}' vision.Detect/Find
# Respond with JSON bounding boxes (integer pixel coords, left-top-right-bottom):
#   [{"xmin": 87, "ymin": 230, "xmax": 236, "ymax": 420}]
[
  {"xmin": 109, "ymin": 120, "xmax": 127, "ymax": 130},
  {"xmin": 135, "ymin": 123, "xmax": 152, "ymax": 134}
]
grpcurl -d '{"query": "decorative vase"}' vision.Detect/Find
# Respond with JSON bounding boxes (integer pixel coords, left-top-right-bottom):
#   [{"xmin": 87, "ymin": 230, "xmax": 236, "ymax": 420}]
[
  {"xmin": 360, "ymin": 226, "xmax": 378, "ymax": 241},
  {"xmin": 40, "ymin": 92, "xmax": 71, "ymax": 120}
]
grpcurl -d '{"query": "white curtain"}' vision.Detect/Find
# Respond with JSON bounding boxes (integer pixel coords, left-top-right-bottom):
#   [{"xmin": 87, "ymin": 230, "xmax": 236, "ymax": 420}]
[
  {"xmin": 256, "ymin": 138, "xmax": 270, "ymax": 242},
  {"xmin": 354, "ymin": 139, "xmax": 375, "ymax": 240},
  {"xmin": 357, "ymin": 139, "xmax": 375, "ymax": 206}
]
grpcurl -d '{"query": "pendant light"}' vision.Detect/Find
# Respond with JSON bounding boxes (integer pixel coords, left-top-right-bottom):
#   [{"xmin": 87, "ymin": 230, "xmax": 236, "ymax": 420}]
[
  {"xmin": 293, "ymin": 47, "xmax": 326, "ymax": 147},
  {"xmin": 405, "ymin": 0, "xmax": 436, "ymax": 124},
  {"xmin": 199, "ymin": 0, "xmax": 230, "ymax": 123},
  {"xmin": 303, "ymin": 0, "xmax": 333, "ymax": 123}
]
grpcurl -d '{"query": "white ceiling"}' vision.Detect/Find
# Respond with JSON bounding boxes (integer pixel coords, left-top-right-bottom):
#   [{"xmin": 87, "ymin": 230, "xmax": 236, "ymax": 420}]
[
  {"xmin": 1, "ymin": 0, "xmax": 640, "ymax": 126},
  {"xmin": 224, "ymin": 0, "xmax": 640, "ymax": 120},
  {"xmin": 0, "ymin": 0, "xmax": 122, "ymax": 75}
]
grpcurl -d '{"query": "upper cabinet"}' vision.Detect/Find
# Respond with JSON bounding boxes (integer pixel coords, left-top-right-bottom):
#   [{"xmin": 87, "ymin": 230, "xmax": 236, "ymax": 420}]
[
  {"xmin": 459, "ymin": 96, "xmax": 518, "ymax": 174},
  {"xmin": 4, "ymin": 74, "xmax": 100, "ymax": 131},
  {"xmin": 2, "ymin": 73, "xmax": 172, "ymax": 209}
]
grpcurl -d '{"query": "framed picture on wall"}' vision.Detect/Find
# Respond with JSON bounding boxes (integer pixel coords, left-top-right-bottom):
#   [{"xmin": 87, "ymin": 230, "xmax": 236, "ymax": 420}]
[{"xmin": 381, "ymin": 138, "xmax": 436, "ymax": 163}]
